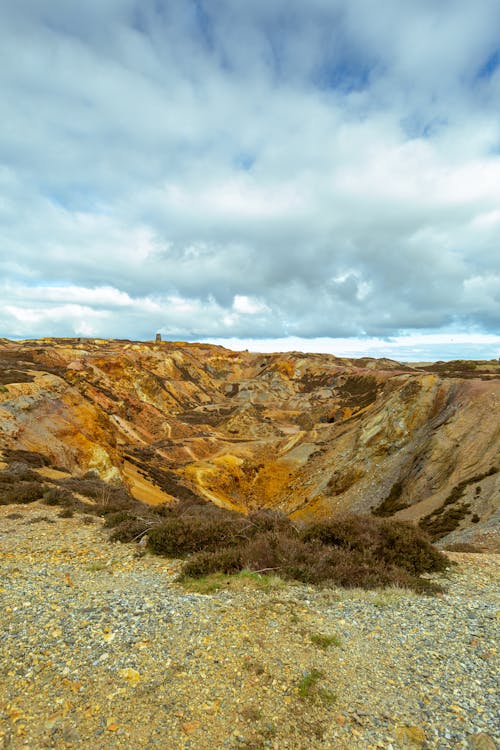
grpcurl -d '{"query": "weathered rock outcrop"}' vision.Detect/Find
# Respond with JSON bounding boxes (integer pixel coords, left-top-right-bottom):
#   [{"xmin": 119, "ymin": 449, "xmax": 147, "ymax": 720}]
[{"xmin": 0, "ymin": 339, "xmax": 498, "ymax": 547}]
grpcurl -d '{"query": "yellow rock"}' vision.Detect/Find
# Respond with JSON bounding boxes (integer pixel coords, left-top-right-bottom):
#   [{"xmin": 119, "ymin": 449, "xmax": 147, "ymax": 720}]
[
  {"xmin": 118, "ymin": 667, "xmax": 141, "ymax": 685},
  {"xmin": 9, "ymin": 708, "xmax": 23, "ymax": 723},
  {"xmin": 182, "ymin": 721, "xmax": 201, "ymax": 734},
  {"xmin": 394, "ymin": 725, "xmax": 426, "ymax": 747}
]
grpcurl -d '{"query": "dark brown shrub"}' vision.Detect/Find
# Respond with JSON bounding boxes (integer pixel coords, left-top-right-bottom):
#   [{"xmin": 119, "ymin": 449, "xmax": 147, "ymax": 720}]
[
  {"xmin": 181, "ymin": 547, "xmax": 243, "ymax": 577},
  {"xmin": 103, "ymin": 510, "xmax": 136, "ymax": 528},
  {"xmin": 419, "ymin": 504, "xmax": 471, "ymax": 540},
  {"xmin": 58, "ymin": 508, "xmax": 74, "ymax": 518},
  {"xmin": 102, "ymin": 497, "xmax": 447, "ymax": 594},
  {"xmin": 442, "ymin": 542, "xmax": 483, "ymax": 553},
  {"xmin": 58, "ymin": 476, "xmax": 138, "ymax": 516},
  {"xmin": 43, "ymin": 487, "xmax": 75, "ymax": 506},
  {"xmin": 375, "ymin": 520, "xmax": 448, "ymax": 574},
  {"xmin": 372, "ymin": 480, "xmax": 407, "ymax": 516},
  {"xmin": 147, "ymin": 512, "xmax": 248, "ymax": 556},
  {"xmin": 0, "ymin": 469, "xmax": 40, "ymax": 483},
  {"xmin": 240, "ymin": 530, "xmax": 297, "ymax": 573},
  {"xmin": 301, "ymin": 515, "xmax": 381, "ymax": 552},
  {"xmin": 246, "ymin": 509, "xmax": 295, "ymax": 534},
  {"xmin": 4, "ymin": 449, "xmax": 50, "ymax": 468},
  {"xmin": 109, "ymin": 519, "xmax": 150, "ymax": 543},
  {"xmin": 0, "ymin": 482, "xmax": 45, "ymax": 504}
]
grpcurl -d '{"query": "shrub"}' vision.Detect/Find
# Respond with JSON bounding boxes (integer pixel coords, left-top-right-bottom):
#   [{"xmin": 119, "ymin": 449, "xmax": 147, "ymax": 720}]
[
  {"xmin": 43, "ymin": 487, "xmax": 75, "ymax": 506},
  {"xmin": 175, "ymin": 513, "xmax": 447, "ymax": 593},
  {"xmin": 246, "ymin": 508, "xmax": 295, "ymax": 534},
  {"xmin": 147, "ymin": 512, "xmax": 249, "ymax": 556},
  {"xmin": 181, "ymin": 547, "xmax": 243, "ymax": 577},
  {"xmin": 374, "ymin": 519, "xmax": 448, "ymax": 574},
  {"xmin": 58, "ymin": 476, "xmax": 139, "ymax": 515},
  {"xmin": 103, "ymin": 510, "xmax": 136, "ymax": 528},
  {"xmin": 0, "ymin": 482, "xmax": 45, "ymax": 505},
  {"xmin": 301, "ymin": 514, "xmax": 377, "ymax": 551},
  {"xmin": 102, "ymin": 494, "xmax": 447, "ymax": 594},
  {"xmin": 419, "ymin": 504, "xmax": 471, "ymax": 540},
  {"xmin": 0, "ymin": 469, "xmax": 40, "ymax": 484},
  {"xmin": 442, "ymin": 542, "xmax": 483, "ymax": 553},
  {"xmin": 372, "ymin": 480, "xmax": 407, "ymax": 516},
  {"xmin": 4, "ymin": 449, "xmax": 50, "ymax": 468},
  {"xmin": 109, "ymin": 519, "xmax": 151, "ymax": 543}
]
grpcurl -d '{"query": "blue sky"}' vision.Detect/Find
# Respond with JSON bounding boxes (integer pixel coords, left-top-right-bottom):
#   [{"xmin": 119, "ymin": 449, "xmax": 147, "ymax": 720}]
[{"xmin": 1, "ymin": 0, "xmax": 499, "ymax": 360}]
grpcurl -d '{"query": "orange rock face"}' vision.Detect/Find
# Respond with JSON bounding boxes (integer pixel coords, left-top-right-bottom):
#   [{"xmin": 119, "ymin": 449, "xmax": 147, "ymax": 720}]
[{"xmin": 0, "ymin": 338, "xmax": 498, "ymax": 547}]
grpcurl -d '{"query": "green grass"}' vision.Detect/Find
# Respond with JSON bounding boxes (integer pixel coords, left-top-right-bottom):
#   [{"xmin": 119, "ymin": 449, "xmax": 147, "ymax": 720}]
[
  {"xmin": 310, "ymin": 632, "xmax": 342, "ymax": 649},
  {"xmin": 85, "ymin": 562, "xmax": 109, "ymax": 572},
  {"xmin": 297, "ymin": 669, "xmax": 337, "ymax": 704},
  {"xmin": 179, "ymin": 569, "xmax": 286, "ymax": 595}
]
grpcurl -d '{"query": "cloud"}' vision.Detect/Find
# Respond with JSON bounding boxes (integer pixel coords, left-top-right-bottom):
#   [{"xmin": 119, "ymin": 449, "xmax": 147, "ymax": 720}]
[{"xmin": 0, "ymin": 0, "xmax": 499, "ymax": 358}]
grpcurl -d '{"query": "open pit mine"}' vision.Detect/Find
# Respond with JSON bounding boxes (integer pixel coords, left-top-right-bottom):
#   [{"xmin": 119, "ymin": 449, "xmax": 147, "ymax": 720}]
[{"xmin": 0, "ymin": 338, "xmax": 498, "ymax": 549}]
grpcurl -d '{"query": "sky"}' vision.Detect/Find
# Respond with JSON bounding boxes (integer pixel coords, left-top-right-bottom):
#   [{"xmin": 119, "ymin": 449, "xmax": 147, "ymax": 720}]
[{"xmin": 1, "ymin": 0, "xmax": 500, "ymax": 361}]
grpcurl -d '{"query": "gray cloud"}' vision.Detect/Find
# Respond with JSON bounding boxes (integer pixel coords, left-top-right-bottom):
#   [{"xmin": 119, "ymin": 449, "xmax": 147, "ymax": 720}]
[{"xmin": 0, "ymin": 0, "xmax": 499, "ymax": 356}]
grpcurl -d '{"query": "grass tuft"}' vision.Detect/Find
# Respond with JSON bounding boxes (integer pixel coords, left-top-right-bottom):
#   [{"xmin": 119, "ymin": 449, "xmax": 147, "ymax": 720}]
[{"xmin": 310, "ymin": 633, "xmax": 342, "ymax": 649}]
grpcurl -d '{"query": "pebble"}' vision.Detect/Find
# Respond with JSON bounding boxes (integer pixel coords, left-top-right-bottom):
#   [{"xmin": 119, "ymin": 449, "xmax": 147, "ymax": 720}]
[{"xmin": 0, "ymin": 503, "xmax": 498, "ymax": 749}]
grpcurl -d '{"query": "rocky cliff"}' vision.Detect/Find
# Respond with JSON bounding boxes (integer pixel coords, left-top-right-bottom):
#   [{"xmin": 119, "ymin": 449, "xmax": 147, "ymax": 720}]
[{"xmin": 0, "ymin": 338, "xmax": 498, "ymax": 547}]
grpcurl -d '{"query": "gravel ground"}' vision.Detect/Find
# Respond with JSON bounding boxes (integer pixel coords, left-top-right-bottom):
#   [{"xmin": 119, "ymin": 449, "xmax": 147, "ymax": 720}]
[{"xmin": 0, "ymin": 503, "xmax": 498, "ymax": 750}]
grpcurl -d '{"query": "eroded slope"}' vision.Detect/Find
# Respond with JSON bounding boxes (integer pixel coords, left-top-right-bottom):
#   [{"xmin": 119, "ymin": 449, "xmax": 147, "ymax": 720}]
[{"xmin": 0, "ymin": 338, "xmax": 498, "ymax": 546}]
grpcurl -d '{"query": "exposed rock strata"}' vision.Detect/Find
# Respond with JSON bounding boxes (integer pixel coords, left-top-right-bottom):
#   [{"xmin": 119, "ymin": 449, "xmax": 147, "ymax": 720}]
[{"xmin": 0, "ymin": 339, "xmax": 498, "ymax": 547}]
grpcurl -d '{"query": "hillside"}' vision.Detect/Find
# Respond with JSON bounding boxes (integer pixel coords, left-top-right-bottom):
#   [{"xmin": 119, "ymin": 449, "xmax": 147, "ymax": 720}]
[{"xmin": 0, "ymin": 338, "xmax": 498, "ymax": 548}]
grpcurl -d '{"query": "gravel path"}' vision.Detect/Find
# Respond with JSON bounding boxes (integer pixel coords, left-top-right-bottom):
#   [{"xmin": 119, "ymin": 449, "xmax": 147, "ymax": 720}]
[{"xmin": 1, "ymin": 503, "xmax": 498, "ymax": 750}]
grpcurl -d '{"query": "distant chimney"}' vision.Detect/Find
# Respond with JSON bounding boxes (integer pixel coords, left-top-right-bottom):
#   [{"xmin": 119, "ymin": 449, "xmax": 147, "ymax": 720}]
[{"xmin": 155, "ymin": 333, "xmax": 162, "ymax": 343}]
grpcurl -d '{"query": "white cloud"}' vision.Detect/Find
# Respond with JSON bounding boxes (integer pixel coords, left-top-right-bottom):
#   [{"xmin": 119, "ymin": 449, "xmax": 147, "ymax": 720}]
[
  {"xmin": 233, "ymin": 295, "xmax": 269, "ymax": 314},
  {"xmin": 201, "ymin": 334, "xmax": 500, "ymax": 362},
  {"xmin": 0, "ymin": 0, "xmax": 499, "ymax": 357}
]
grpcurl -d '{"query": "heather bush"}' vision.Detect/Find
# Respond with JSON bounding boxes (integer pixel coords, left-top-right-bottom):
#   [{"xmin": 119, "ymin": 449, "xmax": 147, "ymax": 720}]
[
  {"xmin": 246, "ymin": 508, "xmax": 295, "ymax": 534},
  {"xmin": 147, "ymin": 511, "xmax": 248, "ymax": 555},
  {"xmin": 100, "ymin": 494, "xmax": 448, "ymax": 594},
  {"xmin": 0, "ymin": 469, "xmax": 40, "ymax": 483},
  {"xmin": 174, "ymin": 512, "xmax": 447, "ymax": 593},
  {"xmin": 3, "ymin": 449, "xmax": 50, "ymax": 468},
  {"xmin": 103, "ymin": 510, "xmax": 136, "ymax": 528},
  {"xmin": 58, "ymin": 475, "xmax": 139, "ymax": 515},
  {"xmin": 0, "ymin": 481, "xmax": 46, "ymax": 505},
  {"xmin": 374, "ymin": 519, "xmax": 448, "ymax": 574},
  {"xmin": 58, "ymin": 508, "xmax": 74, "ymax": 518},
  {"xmin": 109, "ymin": 519, "xmax": 151, "ymax": 543},
  {"xmin": 301, "ymin": 514, "xmax": 380, "ymax": 551},
  {"xmin": 442, "ymin": 542, "xmax": 483, "ymax": 553},
  {"xmin": 43, "ymin": 487, "xmax": 76, "ymax": 507},
  {"xmin": 181, "ymin": 547, "xmax": 243, "ymax": 577}
]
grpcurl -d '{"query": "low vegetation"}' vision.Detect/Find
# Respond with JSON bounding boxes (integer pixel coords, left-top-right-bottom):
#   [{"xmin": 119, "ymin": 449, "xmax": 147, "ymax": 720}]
[
  {"xmin": 372, "ymin": 479, "xmax": 407, "ymax": 516},
  {"xmin": 297, "ymin": 669, "xmax": 336, "ymax": 704},
  {"xmin": 140, "ymin": 500, "xmax": 447, "ymax": 593},
  {"xmin": 310, "ymin": 633, "xmax": 342, "ymax": 650},
  {"xmin": 0, "ymin": 449, "xmax": 450, "ymax": 594},
  {"xmin": 419, "ymin": 466, "xmax": 497, "ymax": 540}
]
